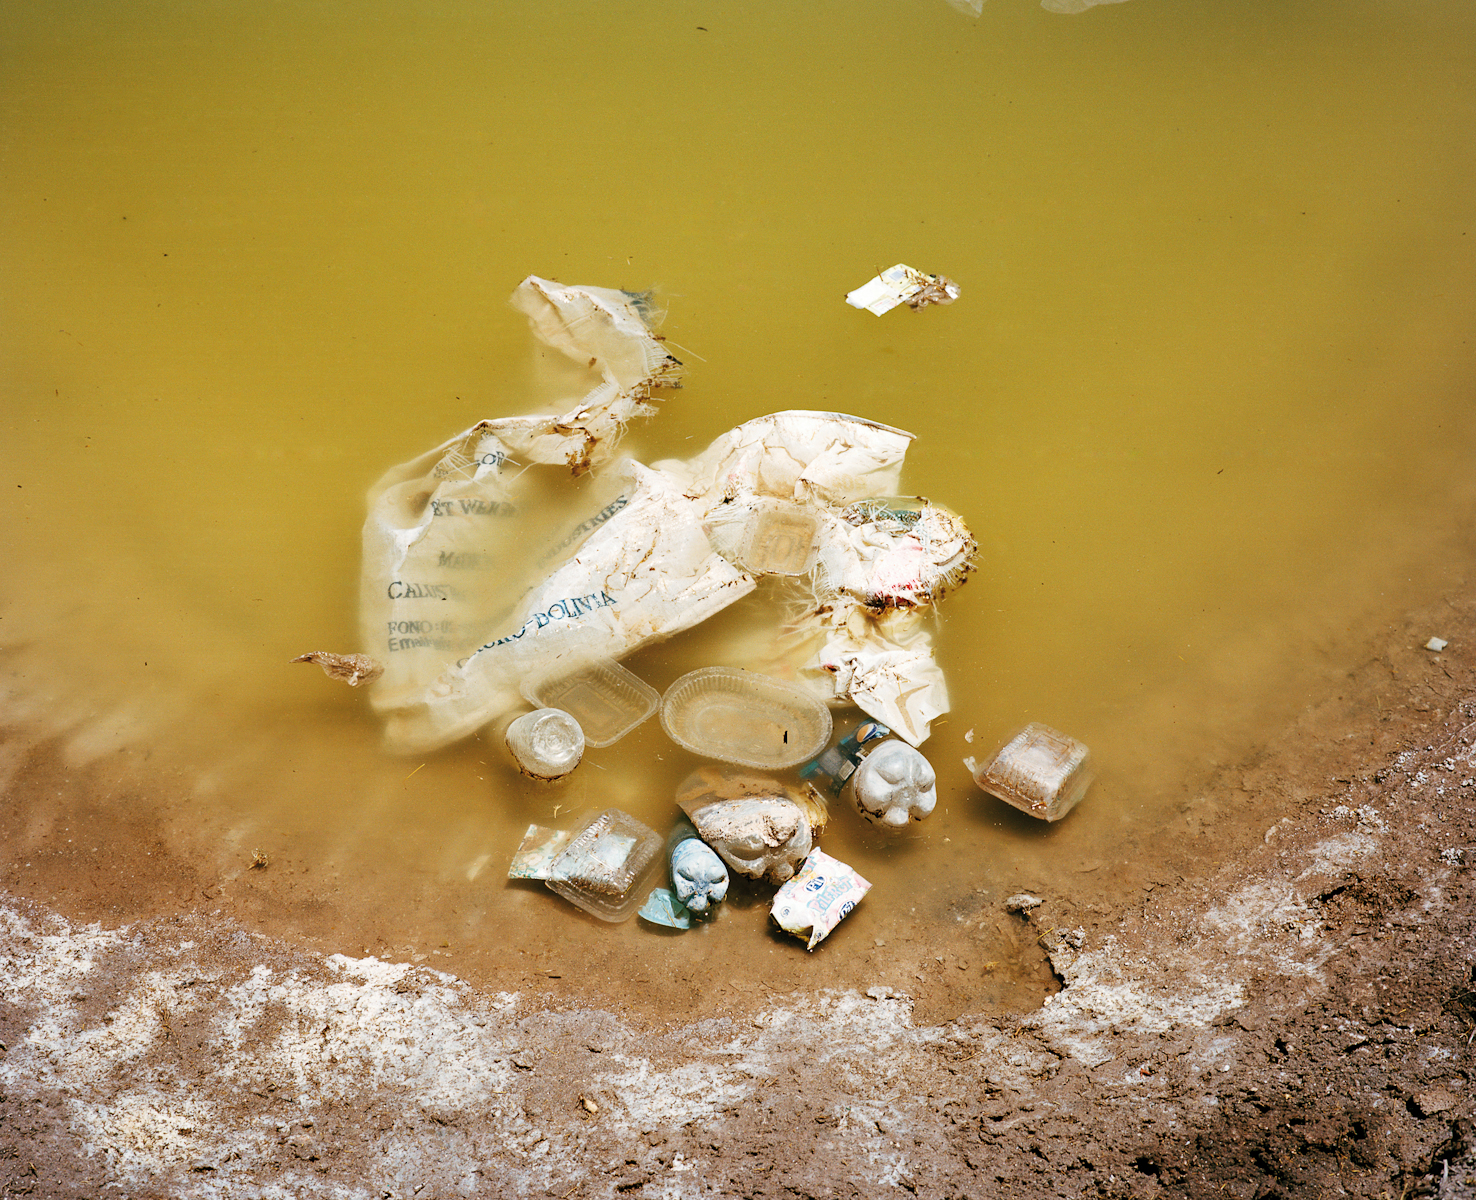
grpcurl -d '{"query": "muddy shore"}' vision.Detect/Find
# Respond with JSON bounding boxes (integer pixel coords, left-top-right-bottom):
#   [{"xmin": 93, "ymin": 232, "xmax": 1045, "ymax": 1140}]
[{"xmin": 3, "ymin": 578, "xmax": 1476, "ymax": 1198}]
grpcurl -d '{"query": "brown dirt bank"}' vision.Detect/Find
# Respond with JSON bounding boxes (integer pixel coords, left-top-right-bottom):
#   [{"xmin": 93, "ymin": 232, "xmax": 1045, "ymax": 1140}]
[{"xmin": 2, "ymin": 584, "xmax": 1476, "ymax": 1198}]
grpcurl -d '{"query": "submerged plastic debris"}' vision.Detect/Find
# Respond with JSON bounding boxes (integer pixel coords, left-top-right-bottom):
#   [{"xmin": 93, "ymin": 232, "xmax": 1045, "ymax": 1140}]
[
  {"xmin": 845, "ymin": 264, "xmax": 960, "ymax": 316},
  {"xmin": 501, "ymin": 708, "xmax": 584, "ymax": 781},
  {"xmin": 521, "ymin": 658, "xmax": 658, "ymax": 749},
  {"xmin": 638, "ymin": 887, "xmax": 693, "ymax": 929},
  {"xmin": 802, "ymin": 720, "xmax": 892, "ymax": 795},
  {"xmin": 1040, "ymin": 0, "xmax": 1131, "ymax": 12},
  {"xmin": 291, "ymin": 651, "xmax": 384, "ymax": 687},
  {"xmin": 660, "ymin": 667, "xmax": 833, "ymax": 770},
  {"xmin": 967, "ymin": 723, "xmax": 1093, "ymax": 822},
  {"xmin": 320, "ymin": 269, "xmax": 1124, "ymax": 956},
  {"xmin": 770, "ymin": 849, "xmax": 871, "ymax": 950},
  {"xmin": 703, "ymin": 497, "xmax": 820, "ymax": 576},
  {"xmin": 944, "ymin": 0, "xmax": 1131, "ymax": 13},
  {"xmin": 358, "ymin": 277, "xmax": 975, "ymax": 754},
  {"xmin": 507, "ymin": 823, "xmax": 574, "ymax": 880},
  {"xmin": 532, "ymin": 810, "xmax": 663, "ymax": 922},
  {"xmin": 677, "ymin": 767, "xmax": 826, "ymax": 884}
]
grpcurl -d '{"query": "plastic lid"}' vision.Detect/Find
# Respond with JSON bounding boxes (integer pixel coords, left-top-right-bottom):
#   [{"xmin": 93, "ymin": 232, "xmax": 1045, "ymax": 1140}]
[
  {"xmin": 505, "ymin": 708, "xmax": 584, "ymax": 780},
  {"xmin": 660, "ymin": 667, "xmax": 833, "ymax": 769}
]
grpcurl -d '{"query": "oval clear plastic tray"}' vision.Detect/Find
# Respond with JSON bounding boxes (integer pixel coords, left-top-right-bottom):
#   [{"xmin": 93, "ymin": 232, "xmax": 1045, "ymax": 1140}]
[
  {"xmin": 660, "ymin": 667, "xmax": 833, "ymax": 769},
  {"xmin": 520, "ymin": 659, "xmax": 659, "ymax": 748}
]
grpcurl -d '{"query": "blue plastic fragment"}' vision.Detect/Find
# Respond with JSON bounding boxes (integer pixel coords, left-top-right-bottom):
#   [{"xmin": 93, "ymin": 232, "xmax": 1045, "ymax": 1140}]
[{"xmin": 638, "ymin": 887, "xmax": 693, "ymax": 929}]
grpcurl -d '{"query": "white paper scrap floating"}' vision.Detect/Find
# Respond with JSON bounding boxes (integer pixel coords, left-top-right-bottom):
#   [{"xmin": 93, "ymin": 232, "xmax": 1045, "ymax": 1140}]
[
  {"xmin": 845, "ymin": 264, "xmax": 961, "ymax": 316},
  {"xmin": 1041, "ymin": 0, "xmax": 1131, "ymax": 12}
]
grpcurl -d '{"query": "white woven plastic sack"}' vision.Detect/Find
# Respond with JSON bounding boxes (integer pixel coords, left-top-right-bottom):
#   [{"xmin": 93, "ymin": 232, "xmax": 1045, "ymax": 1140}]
[{"xmin": 359, "ymin": 277, "xmax": 973, "ymax": 753}]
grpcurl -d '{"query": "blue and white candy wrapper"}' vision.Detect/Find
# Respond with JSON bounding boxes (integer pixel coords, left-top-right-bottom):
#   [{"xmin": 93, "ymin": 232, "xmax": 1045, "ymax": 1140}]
[{"xmin": 770, "ymin": 849, "xmax": 871, "ymax": 951}]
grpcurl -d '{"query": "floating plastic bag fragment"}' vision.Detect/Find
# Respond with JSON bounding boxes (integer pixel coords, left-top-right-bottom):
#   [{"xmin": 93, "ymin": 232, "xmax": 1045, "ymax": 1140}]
[
  {"xmin": 783, "ymin": 497, "xmax": 976, "ymax": 746},
  {"xmin": 667, "ymin": 819, "xmax": 728, "ymax": 913},
  {"xmin": 507, "ymin": 823, "xmax": 575, "ymax": 880},
  {"xmin": 676, "ymin": 767, "xmax": 827, "ymax": 884},
  {"xmin": 847, "ymin": 740, "xmax": 937, "ymax": 828},
  {"xmin": 292, "ymin": 652, "xmax": 384, "ymax": 687},
  {"xmin": 845, "ymin": 265, "xmax": 960, "ymax": 316},
  {"xmin": 660, "ymin": 667, "xmax": 833, "ymax": 769},
  {"xmin": 545, "ymin": 809, "xmax": 662, "ymax": 921},
  {"xmin": 966, "ymin": 723, "xmax": 1092, "ymax": 822},
  {"xmin": 770, "ymin": 849, "xmax": 871, "ymax": 950},
  {"xmin": 500, "ymin": 708, "xmax": 584, "ymax": 781},
  {"xmin": 360, "ymin": 276, "xmax": 692, "ymax": 752}
]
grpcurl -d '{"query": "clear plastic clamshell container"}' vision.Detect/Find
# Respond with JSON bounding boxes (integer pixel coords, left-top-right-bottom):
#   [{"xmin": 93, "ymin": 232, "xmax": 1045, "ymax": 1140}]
[
  {"xmin": 967, "ymin": 722, "xmax": 1092, "ymax": 823},
  {"xmin": 545, "ymin": 809, "xmax": 662, "ymax": 921},
  {"xmin": 520, "ymin": 658, "xmax": 659, "ymax": 748},
  {"xmin": 660, "ymin": 667, "xmax": 833, "ymax": 769}
]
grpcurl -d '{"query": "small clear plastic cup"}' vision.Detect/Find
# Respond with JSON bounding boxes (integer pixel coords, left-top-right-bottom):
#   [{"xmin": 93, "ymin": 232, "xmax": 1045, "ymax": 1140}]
[
  {"xmin": 660, "ymin": 667, "xmax": 832, "ymax": 769},
  {"xmin": 504, "ymin": 708, "xmax": 584, "ymax": 781}
]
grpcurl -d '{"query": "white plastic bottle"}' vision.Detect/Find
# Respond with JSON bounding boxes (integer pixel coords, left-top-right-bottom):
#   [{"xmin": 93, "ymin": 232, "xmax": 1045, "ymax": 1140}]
[{"xmin": 844, "ymin": 739, "xmax": 937, "ymax": 829}]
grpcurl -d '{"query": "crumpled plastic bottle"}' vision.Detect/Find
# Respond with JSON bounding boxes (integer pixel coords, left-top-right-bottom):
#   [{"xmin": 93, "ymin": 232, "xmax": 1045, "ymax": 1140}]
[
  {"xmin": 667, "ymin": 820, "xmax": 728, "ymax": 913},
  {"xmin": 676, "ymin": 767, "xmax": 827, "ymax": 884},
  {"xmin": 847, "ymin": 739, "xmax": 936, "ymax": 828}
]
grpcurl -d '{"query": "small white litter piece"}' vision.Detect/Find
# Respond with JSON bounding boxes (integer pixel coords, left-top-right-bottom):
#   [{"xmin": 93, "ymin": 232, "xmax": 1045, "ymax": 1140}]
[
  {"xmin": 1425, "ymin": 637, "xmax": 1449, "ymax": 652},
  {"xmin": 1041, "ymin": 0, "xmax": 1131, "ymax": 12},
  {"xmin": 1004, "ymin": 893, "xmax": 1044, "ymax": 914},
  {"xmin": 845, "ymin": 264, "xmax": 960, "ymax": 316}
]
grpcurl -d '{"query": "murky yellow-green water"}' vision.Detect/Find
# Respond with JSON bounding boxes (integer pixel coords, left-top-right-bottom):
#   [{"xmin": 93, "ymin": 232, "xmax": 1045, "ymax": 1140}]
[{"xmin": 3, "ymin": 0, "xmax": 1475, "ymax": 1014}]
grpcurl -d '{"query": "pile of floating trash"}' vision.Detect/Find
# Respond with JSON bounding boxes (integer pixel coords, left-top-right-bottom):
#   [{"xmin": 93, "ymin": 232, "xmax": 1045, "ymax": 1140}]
[{"xmin": 297, "ymin": 274, "xmax": 1093, "ymax": 950}]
